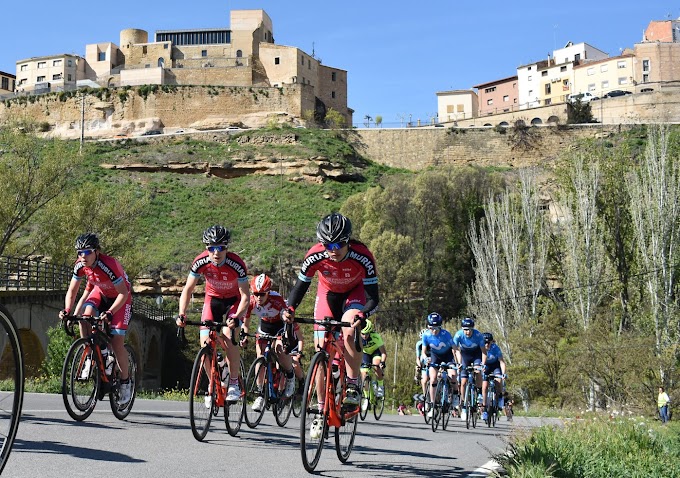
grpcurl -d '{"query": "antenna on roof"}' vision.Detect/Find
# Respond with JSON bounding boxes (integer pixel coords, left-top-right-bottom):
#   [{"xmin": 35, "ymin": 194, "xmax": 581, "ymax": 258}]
[{"xmin": 311, "ymin": 42, "xmax": 315, "ymax": 58}]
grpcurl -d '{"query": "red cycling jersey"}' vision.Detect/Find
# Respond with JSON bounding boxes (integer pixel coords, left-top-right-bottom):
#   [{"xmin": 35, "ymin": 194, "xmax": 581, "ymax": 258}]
[
  {"xmin": 72, "ymin": 253, "xmax": 131, "ymax": 297},
  {"xmin": 189, "ymin": 251, "xmax": 249, "ymax": 298},
  {"xmin": 297, "ymin": 242, "xmax": 378, "ymax": 293}
]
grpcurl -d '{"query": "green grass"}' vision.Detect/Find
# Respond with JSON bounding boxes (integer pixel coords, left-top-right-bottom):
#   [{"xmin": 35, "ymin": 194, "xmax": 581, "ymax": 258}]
[{"xmin": 495, "ymin": 418, "xmax": 680, "ymax": 478}]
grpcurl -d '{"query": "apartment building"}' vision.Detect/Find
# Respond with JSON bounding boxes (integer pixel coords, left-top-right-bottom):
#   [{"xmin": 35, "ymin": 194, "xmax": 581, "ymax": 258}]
[
  {"xmin": 15, "ymin": 54, "xmax": 84, "ymax": 94},
  {"xmin": 572, "ymin": 54, "xmax": 635, "ymax": 97},
  {"xmin": 473, "ymin": 76, "xmax": 518, "ymax": 116},
  {"xmin": 436, "ymin": 90, "xmax": 478, "ymax": 122},
  {"xmin": 517, "ymin": 59, "xmax": 550, "ymax": 110},
  {"xmin": 0, "ymin": 71, "xmax": 15, "ymax": 95}
]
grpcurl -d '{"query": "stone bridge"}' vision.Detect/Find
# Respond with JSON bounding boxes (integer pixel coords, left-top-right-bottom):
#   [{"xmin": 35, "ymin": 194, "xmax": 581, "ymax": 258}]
[{"xmin": 0, "ymin": 256, "xmax": 171, "ymax": 390}]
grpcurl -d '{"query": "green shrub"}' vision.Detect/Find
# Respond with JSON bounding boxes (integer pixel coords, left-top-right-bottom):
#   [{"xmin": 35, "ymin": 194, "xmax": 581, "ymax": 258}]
[{"xmin": 42, "ymin": 325, "xmax": 72, "ymax": 377}]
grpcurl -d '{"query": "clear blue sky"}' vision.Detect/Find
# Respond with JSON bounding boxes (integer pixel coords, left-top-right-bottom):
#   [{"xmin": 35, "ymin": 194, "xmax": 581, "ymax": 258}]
[{"xmin": 1, "ymin": 1, "xmax": 677, "ymax": 126}]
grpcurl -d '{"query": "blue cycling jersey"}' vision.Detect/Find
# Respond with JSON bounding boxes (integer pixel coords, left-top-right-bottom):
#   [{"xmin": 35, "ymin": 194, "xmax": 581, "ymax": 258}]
[
  {"xmin": 485, "ymin": 343, "xmax": 503, "ymax": 367},
  {"xmin": 453, "ymin": 329, "xmax": 485, "ymax": 360},
  {"xmin": 422, "ymin": 329, "xmax": 455, "ymax": 361},
  {"xmin": 415, "ymin": 339, "xmax": 424, "ymax": 359}
]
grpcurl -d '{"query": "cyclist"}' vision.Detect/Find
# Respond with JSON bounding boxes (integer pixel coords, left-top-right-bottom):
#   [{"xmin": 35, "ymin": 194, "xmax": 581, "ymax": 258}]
[
  {"xmin": 453, "ymin": 317, "xmax": 487, "ymax": 420},
  {"xmin": 244, "ymin": 273, "xmax": 297, "ymax": 412},
  {"xmin": 282, "ymin": 212, "xmax": 379, "ymax": 415},
  {"xmin": 415, "ymin": 328, "xmax": 428, "ymax": 409},
  {"xmin": 481, "ymin": 332, "xmax": 507, "ymax": 422},
  {"xmin": 359, "ymin": 319, "xmax": 387, "ymax": 398},
  {"xmin": 420, "ymin": 312, "xmax": 458, "ymax": 419},
  {"xmin": 176, "ymin": 225, "xmax": 250, "ymax": 402},
  {"xmin": 59, "ymin": 232, "xmax": 133, "ymax": 404}
]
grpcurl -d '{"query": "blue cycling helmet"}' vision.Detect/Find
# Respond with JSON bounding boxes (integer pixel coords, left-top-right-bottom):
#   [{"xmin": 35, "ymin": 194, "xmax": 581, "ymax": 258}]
[
  {"xmin": 461, "ymin": 317, "xmax": 475, "ymax": 328},
  {"xmin": 483, "ymin": 332, "xmax": 494, "ymax": 342},
  {"xmin": 426, "ymin": 312, "xmax": 442, "ymax": 327}
]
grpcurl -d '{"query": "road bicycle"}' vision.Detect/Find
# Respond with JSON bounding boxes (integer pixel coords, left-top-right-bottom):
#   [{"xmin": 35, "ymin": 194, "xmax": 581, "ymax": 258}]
[
  {"xmin": 296, "ymin": 316, "xmax": 363, "ymax": 473},
  {"xmin": 484, "ymin": 372, "xmax": 503, "ymax": 428},
  {"xmin": 461, "ymin": 364, "xmax": 483, "ymax": 430},
  {"xmin": 178, "ymin": 319, "xmax": 245, "ymax": 440},
  {"xmin": 0, "ymin": 304, "xmax": 24, "ymax": 474},
  {"xmin": 243, "ymin": 329, "xmax": 295, "ymax": 428},
  {"xmin": 359, "ymin": 362, "xmax": 385, "ymax": 421},
  {"xmin": 430, "ymin": 362, "xmax": 457, "ymax": 432},
  {"xmin": 61, "ymin": 314, "xmax": 137, "ymax": 422}
]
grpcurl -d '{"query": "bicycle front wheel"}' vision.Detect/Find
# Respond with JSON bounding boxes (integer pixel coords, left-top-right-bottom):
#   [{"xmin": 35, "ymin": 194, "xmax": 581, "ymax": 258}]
[
  {"xmin": 373, "ymin": 393, "xmax": 385, "ymax": 421},
  {"xmin": 189, "ymin": 346, "xmax": 214, "ymax": 441},
  {"xmin": 292, "ymin": 379, "xmax": 303, "ymax": 418},
  {"xmin": 335, "ymin": 407, "xmax": 359, "ymax": 463},
  {"xmin": 224, "ymin": 358, "xmax": 245, "ymax": 436},
  {"xmin": 441, "ymin": 383, "xmax": 451, "ymax": 431},
  {"xmin": 244, "ymin": 356, "xmax": 267, "ymax": 428},
  {"xmin": 110, "ymin": 344, "xmax": 137, "ymax": 420},
  {"xmin": 274, "ymin": 369, "xmax": 293, "ymax": 427},
  {"xmin": 359, "ymin": 377, "xmax": 370, "ymax": 421},
  {"xmin": 423, "ymin": 378, "xmax": 432, "ymax": 424},
  {"xmin": 300, "ymin": 351, "xmax": 328, "ymax": 473},
  {"xmin": 465, "ymin": 384, "xmax": 473, "ymax": 430},
  {"xmin": 431, "ymin": 381, "xmax": 443, "ymax": 433},
  {"xmin": 62, "ymin": 338, "xmax": 100, "ymax": 421},
  {"xmin": 0, "ymin": 305, "xmax": 23, "ymax": 474}
]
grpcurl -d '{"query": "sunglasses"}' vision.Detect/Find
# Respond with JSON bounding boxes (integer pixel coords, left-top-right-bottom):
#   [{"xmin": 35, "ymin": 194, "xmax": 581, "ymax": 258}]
[
  {"xmin": 463, "ymin": 328, "xmax": 472, "ymax": 332},
  {"xmin": 324, "ymin": 241, "xmax": 347, "ymax": 251},
  {"xmin": 428, "ymin": 325, "xmax": 440, "ymax": 329},
  {"xmin": 206, "ymin": 245, "xmax": 227, "ymax": 253},
  {"xmin": 253, "ymin": 292, "xmax": 267, "ymax": 297},
  {"xmin": 77, "ymin": 249, "xmax": 95, "ymax": 257}
]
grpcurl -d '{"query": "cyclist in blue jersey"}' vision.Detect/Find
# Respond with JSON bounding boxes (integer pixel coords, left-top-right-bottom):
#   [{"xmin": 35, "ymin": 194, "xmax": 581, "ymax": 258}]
[
  {"xmin": 481, "ymin": 332, "xmax": 506, "ymax": 422},
  {"xmin": 453, "ymin": 317, "xmax": 487, "ymax": 420},
  {"xmin": 414, "ymin": 329, "xmax": 429, "ymax": 409},
  {"xmin": 420, "ymin": 312, "xmax": 458, "ymax": 419}
]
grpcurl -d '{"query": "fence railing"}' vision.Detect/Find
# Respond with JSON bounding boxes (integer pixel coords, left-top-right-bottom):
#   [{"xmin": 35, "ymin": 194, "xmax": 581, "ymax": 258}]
[{"xmin": 0, "ymin": 256, "xmax": 170, "ymax": 322}]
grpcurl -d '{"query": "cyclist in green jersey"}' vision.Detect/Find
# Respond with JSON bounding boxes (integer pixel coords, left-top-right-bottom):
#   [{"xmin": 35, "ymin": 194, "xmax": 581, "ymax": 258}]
[{"xmin": 360, "ymin": 320, "xmax": 387, "ymax": 397}]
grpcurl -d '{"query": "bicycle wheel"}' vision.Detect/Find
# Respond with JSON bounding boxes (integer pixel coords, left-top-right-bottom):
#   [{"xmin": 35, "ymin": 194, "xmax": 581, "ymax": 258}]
[
  {"xmin": 373, "ymin": 393, "xmax": 385, "ymax": 421},
  {"xmin": 0, "ymin": 306, "xmax": 23, "ymax": 474},
  {"xmin": 274, "ymin": 370, "xmax": 293, "ymax": 427},
  {"xmin": 423, "ymin": 378, "xmax": 432, "ymax": 424},
  {"xmin": 441, "ymin": 383, "xmax": 451, "ymax": 431},
  {"xmin": 335, "ymin": 407, "xmax": 359, "ymax": 463},
  {"xmin": 244, "ymin": 356, "xmax": 267, "ymax": 428},
  {"xmin": 485, "ymin": 389, "xmax": 494, "ymax": 427},
  {"xmin": 300, "ymin": 351, "xmax": 328, "ymax": 473},
  {"xmin": 431, "ymin": 381, "xmax": 443, "ymax": 433},
  {"xmin": 359, "ymin": 376, "xmax": 370, "ymax": 421},
  {"xmin": 110, "ymin": 344, "xmax": 137, "ymax": 420},
  {"xmin": 471, "ymin": 388, "xmax": 478, "ymax": 428},
  {"xmin": 292, "ymin": 379, "xmax": 303, "ymax": 418},
  {"xmin": 465, "ymin": 383, "xmax": 472, "ymax": 430},
  {"xmin": 62, "ymin": 338, "xmax": 100, "ymax": 421},
  {"xmin": 224, "ymin": 358, "xmax": 245, "ymax": 436},
  {"xmin": 189, "ymin": 346, "xmax": 214, "ymax": 441}
]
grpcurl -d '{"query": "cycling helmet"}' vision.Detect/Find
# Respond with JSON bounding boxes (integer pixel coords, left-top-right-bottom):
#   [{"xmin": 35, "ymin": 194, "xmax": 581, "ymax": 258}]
[
  {"xmin": 426, "ymin": 312, "xmax": 442, "ymax": 327},
  {"xmin": 316, "ymin": 213, "xmax": 352, "ymax": 245},
  {"xmin": 250, "ymin": 273, "xmax": 272, "ymax": 293},
  {"xmin": 461, "ymin": 317, "xmax": 475, "ymax": 328},
  {"xmin": 483, "ymin": 332, "xmax": 494, "ymax": 342},
  {"xmin": 75, "ymin": 232, "xmax": 100, "ymax": 250},
  {"xmin": 419, "ymin": 329, "xmax": 428, "ymax": 338},
  {"xmin": 202, "ymin": 225, "xmax": 231, "ymax": 246},
  {"xmin": 361, "ymin": 319, "xmax": 374, "ymax": 335}
]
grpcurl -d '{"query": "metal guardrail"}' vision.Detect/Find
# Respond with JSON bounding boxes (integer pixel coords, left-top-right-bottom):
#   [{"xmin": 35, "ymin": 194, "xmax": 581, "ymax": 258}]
[{"xmin": 0, "ymin": 255, "xmax": 170, "ymax": 322}]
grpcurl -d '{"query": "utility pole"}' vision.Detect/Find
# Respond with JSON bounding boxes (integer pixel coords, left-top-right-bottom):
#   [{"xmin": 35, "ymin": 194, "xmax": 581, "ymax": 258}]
[{"xmin": 79, "ymin": 93, "xmax": 85, "ymax": 155}]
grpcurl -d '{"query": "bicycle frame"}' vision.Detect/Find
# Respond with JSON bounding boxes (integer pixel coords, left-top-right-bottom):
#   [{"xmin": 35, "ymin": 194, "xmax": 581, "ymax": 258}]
[{"xmin": 63, "ymin": 316, "xmax": 114, "ymax": 387}]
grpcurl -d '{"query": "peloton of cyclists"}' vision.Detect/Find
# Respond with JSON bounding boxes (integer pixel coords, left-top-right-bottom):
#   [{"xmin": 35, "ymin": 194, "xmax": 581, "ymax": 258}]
[
  {"xmin": 175, "ymin": 225, "xmax": 250, "ymax": 402},
  {"xmin": 481, "ymin": 332, "xmax": 507, "ymax": 421},
  {"xmin": 282, "ymin": 212, "xmax": 380, "ymax": 415},
  {"xmin": 59, "ymin": 232, "xmax": 134, "ymax": 404},
  {"xmin": 453, "ymin": 317, "xmax": 487, "ymax": 421},
  {"xmin": 243, "ymin": 273, "xmax": 299, "ymax": 412},
  {"xmin": 419, "ymin": 312, "xmax": 458, "ymax": 419},
  {"xmin": 359, "ymin": 319, "xmax": 387, "ymax": 399}
]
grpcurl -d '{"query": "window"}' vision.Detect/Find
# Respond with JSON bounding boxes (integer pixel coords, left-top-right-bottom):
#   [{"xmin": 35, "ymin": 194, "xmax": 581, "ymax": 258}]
[
  {"xmin": 53, "ymin": 59, "xmax": 62, "ymax": 66},
  {"xmin": 301, "ymin": 55, "xmax": 304, "ymax": 65},
  {"xmin": 587, "ymin": 67, "xmax": 595, "ymax": 76},
  {"xmin": 503, "ymin": 95, "xmax": 509, "ymax": 102},
  {"xmin": 528, "ymin": 89, "xmax": 533, "ymax": 96},
  {"xmin": 618, "ymin": 77, "xmax": 628, "ymax": 85},
  {"xmin": 528, "ymin": 75, "xmax": 532, "ymax": 81},
  {"xmin": 601, "ymin": 80, "xmax": 609, "ymax": 89},
  {"xmin": 1, "ymin": 78, "xmax": 7, "ymax": 90},
  {"xmin": 485, "ymin": 86, "xmax": 496, "ymax": 93},
  {"xmin": 487, "ymin": 98, "xmax": 493, "ymax": 105},
  {"xmin": 164, "ymin": 43, "xmax": 168, "ymax": 49},
  {"xmin": 600, "ymin": 64, "xmax": 608, "ymax": 72},
  {"xmin": 236, "ymin": 50, "xmax": 242, "ymax": 57},
  {"xmin": 514, "ymin": 98, "xmax": 517, "ymax": 103},
  {"xmin": 545, "ymin": 83, "xmax": 551, "ymax": 94},
  {"xmin": 37, "ymin": 76, "xmax": 45, "ymax": 82},
  {"xmin": 560, "ymin": 65, "xmax": 567, "ymax": 72},
  {"xmin": 528, "ymin": 66, "xmax": 532, "ymax": 70},
  {"xmin": 331, "ymin": 91, "xmax": 335, "ymax": 99},
  {"xmin": 642, "ymin": 60, "xmax": 650, "ymax": 72},
  {"xmin": 67, "ymin": 74, "xmax": 72, "ymax": 81},
  {"xmin": 643, "ymin": 74, "xmax": 649, "ymax": 83},
  {"xmin": 457, "ymin": 104, "xmax": 464, "ymax": 112},
  {"xmin": 37, "ymin": 62, "xmax": 46, "ymax": 68},
  {"xmin": 617, "ymin": 60, "xmax": 626, "ymax": 69},
  {"xmin": 52, "ymin": 73, "xmax": 62, "ymax": 80},
  {"xmin": 588, "ymin": 83, "xmax": 596, "ymax": 92},
  {"xmin": 574, "ymin": 53, "xmax": 581, "ymax": 62},
  {"xmin": 201, "ymin": 50, "xmax": 207, "ymax": 57},
  {"xmin": 274, "ymin": 57, "xmax": 280, "ymax": 65},
  {"xmin": 542, "ymin": 71, "xmax": 548, "ymax": 76},
  {"xmin": 67, "ymin": 60, "xmax": 73, "ymax": 67},
  {"xmin": 98, "ymin": 52, "xmax": 106, "ymax": 61},
  {"xmin": 20, "ymin": 64, "xmax": 27, "ymax": 71},
  {"xmin": 447, "ymin": 105, "xmax": 454, "ymax": 113},
  {"xmin": 545, "ymin": 98, "xmax": 552, "ymax": 105},
  {"xmin": 142, "ymin": 46, "xmax": 147, "ymax": 55},
  {"xmin": 331, "ymin": 72, "xmax": 336, "ymax": 81}
]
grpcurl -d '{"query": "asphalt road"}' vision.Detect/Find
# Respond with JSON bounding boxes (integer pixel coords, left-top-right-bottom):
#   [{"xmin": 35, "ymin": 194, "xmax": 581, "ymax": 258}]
[{"xmin": 4, "ymin": 393, "xmax": 560, "ymax": 477}]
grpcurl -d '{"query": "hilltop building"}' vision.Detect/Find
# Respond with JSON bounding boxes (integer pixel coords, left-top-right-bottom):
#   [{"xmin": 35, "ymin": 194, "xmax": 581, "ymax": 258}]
[{"xmin": 0, "ymin": 71, "xmax": 15, "ymax": 96}]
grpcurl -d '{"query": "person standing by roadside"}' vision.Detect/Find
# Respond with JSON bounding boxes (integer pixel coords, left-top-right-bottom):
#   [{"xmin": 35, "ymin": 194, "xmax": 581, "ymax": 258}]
[{"xmin": 658, "ymin": 386, "xmax": 671, "ymax": 424}]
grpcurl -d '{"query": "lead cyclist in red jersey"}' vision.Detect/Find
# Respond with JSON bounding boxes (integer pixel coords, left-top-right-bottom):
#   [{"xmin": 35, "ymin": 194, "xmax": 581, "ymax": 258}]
[
  {"xmin": 282, "ymin": 212, "xmax": 379, "ymax": 408},
  {"xmin": 59, "ymin": 232, "xmax": 133, "ymax": 404},
  {"xmin": 176, "ymin": 225, "xmax": 250, "ymax": 402}
]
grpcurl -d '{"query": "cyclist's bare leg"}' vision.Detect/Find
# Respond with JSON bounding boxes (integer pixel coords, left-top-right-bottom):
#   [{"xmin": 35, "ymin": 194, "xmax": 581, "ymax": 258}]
[
  {"xmin": 222, "ymin": 326, "xmax": 241, "ymax": 380},
  {"xmin": 110, "ymin": 334, "xmax": 129, "ymax": 380},
  {"xmin": 292, "ymin": 353, "xmax": 304, "ymax": 380},
  {"xmin": 79, "ymin": 305, "xmax": 97, "ymax": 338},
  {"xmin": 420, "ymin": 369, "xmax": 428, "ymax": 397},
  {"xmin": 482, "ymin": 379, "xmax": 488, "ymax": 407},
  {"xmin": 255, "ymin": 339, "xmax": 266, "ymax": 389},
  {"xmin": 274, "ymin": 340, "xmax": 293, "ymax": 372},
  {"xmin": 447, "ymin": 369, "xmax": 457, "ymax": 394},
  {"xmin": 313, "ymin": 334, "xmax": 326, "ymax": 408},
  {"xmin": 460, "ymin": 377, "xmax": 468, "ymax": 406},
  {"xmin": 372, "ymin": 356, "xmax": 384, "ymax": 380},
  {"xmin": 341, "ymin": 309, "xmax": 361, "ymax": 379},
  {"xmin": 428, "ymin": 367, "xmax": 438, "ymax": 402}
]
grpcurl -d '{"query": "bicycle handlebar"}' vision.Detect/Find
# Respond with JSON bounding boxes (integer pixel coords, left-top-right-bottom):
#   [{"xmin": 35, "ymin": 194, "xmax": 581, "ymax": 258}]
[
  {"xmin": 176, "ymin": 319, "xmax": 238, "ymax": 346},
  {"xmin": 61, "ymin": 314, "xmax": 111, "ymax": 338},
  {"xmin": 292, "ymin": 315, "xmax": 362, "ymax": 352}
]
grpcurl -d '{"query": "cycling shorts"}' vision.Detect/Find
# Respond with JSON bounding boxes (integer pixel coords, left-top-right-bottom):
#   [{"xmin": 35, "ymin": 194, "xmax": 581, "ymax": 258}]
[
  {"xmin": 361, "ymin": 349, "xmax": 382, "ymax": 370},
  {"xmin": 428, "ymin": 351, "xmax": 454, "ymax": 368},
  {"xmin": 483, "ymin": 364, "xmax": 503, "ymax": 381},
  {"xmin": 312, "ymin": 286, "xmax": 364, "ymax": 341},
  {"xmin": 83, "ymin": 287, "xmax": 132, "ymax": 335},
  {"xmin": 200, "ymin": 296, "xmax": 240, "ymax": 337},
  {"xmin": 459, "ymin": 357, "xmax": 482, "ymax": 379}
]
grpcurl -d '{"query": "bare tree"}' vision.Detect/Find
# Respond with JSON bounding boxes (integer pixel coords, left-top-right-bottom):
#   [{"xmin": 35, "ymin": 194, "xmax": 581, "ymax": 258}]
[{"xmin": 627, "ymin": 125, "xmax": 680, "ymax": 383}]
